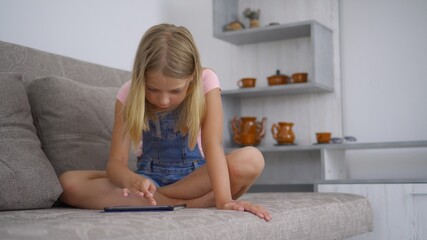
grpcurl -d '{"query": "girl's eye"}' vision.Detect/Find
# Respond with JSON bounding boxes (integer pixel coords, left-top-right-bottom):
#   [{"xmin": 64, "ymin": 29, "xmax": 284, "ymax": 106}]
[
  {"xmin": 171, "ymin": 89, "xmax": 182, "ymax": 94},
  {"xmin": 147, "ymin": 88, "xmax": 158, "ymax": 92}
]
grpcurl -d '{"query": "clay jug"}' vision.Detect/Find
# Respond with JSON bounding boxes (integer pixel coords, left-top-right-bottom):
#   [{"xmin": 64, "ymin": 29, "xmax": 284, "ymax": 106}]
[
  {"xmin": 271, "ymin": 122, "xmax": 295, "ymax": 144},
  {"xmin": 232, "ymin": 116, "xmax": 267, "ymax": 146}
]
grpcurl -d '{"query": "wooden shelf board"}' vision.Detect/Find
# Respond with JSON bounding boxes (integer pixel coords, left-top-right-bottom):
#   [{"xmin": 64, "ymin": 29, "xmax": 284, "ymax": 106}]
[
  {"xmin": 225, "ymin": 140, "xmax": 427, "ymax": 153},
  {"xmin": 214, "ymin": 20, "xmax": 325, "ymax": 45},
  {"xmin": 221, "ymin": 82, "xmax": 333, "ymax": 98},
  {"xmin": 316, "ymin": 178, "xmax": 427, "ymax": 185}
]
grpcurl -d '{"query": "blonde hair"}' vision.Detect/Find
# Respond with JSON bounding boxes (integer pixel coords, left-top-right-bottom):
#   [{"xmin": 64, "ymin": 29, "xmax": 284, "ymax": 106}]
[{"xmin": 124, "ymin": 23, "xmax": 205, "ymax": 150}]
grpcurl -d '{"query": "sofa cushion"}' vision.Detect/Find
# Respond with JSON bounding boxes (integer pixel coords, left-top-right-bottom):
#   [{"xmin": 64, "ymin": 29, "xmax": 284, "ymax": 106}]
[
  {"xmin": 26, "ymin": 76, "xmax": 123, "ymax": 175},
  {"xmin": 0, "ymin": 72, "xmax": 62, "ymax": 210},
  {"xmin": 0, "ymin": 192, "xmax": 374, "ymax": 239}
]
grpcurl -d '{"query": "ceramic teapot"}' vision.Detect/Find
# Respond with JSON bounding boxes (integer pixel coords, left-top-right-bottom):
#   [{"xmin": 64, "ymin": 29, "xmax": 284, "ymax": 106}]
[
  {"xmin": 231, "ymin": 116, "xmax": 267, "ymax": 146},
  {"xmin": 271, "ymin": 122, "xmax": 295, "ymax": 144}
]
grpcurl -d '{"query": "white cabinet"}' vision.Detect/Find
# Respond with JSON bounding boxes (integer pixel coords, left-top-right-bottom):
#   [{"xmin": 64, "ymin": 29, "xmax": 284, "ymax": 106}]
[{"xmin": 317, "ymin": 183, "xmax": 427, "ymax": 240}]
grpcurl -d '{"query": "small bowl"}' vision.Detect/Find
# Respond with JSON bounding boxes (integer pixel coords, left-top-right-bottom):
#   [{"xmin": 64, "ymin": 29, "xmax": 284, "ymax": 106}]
[
  {"xmin": 292, "ymin": 73, "xmax": 308, "ymax": 83},
  {"xmin": 267, "ymin": 70, "xmax": 289, "ymax": 86},
  {"xmin": 237, "ymin": 78, "xmax": 256, "ymax": 88},
  {"xmin": 316, "ymin": 132, "xmax": 331, "ymax": 144}
]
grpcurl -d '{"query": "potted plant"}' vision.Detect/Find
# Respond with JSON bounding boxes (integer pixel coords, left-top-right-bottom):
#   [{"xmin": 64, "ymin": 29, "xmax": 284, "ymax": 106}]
[{"xmin": 242, "ymin": 8, "xmax": 260, "ymax": 28}]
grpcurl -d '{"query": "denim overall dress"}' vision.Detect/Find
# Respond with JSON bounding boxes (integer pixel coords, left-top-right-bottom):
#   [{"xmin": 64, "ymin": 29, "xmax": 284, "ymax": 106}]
[{"xmin": 136, "ymin": 108, "xmax": 206, "ymax": 187}]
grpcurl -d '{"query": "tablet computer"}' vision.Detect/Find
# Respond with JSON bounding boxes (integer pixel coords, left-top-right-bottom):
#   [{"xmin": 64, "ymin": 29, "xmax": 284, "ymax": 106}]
[{"xmin": 103, "ymin": 204, "xmax": 186, "ymax": 212}]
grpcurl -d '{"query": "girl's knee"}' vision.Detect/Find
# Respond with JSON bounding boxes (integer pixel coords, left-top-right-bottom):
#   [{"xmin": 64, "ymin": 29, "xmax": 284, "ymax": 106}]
[
  {"xmin": 58, "ymin": 171, "xmax": 83, "ymax": 205},
  {"xmin": 228, "ymin": 146, "xmax": 265, "ymax": 178},
  {"xmin": 59, "ymin": 171, "xmax": 79, "ymax": 189},
  {"xmin": 242, "ymin": 146, "xmax": 265, "ymax": 169}
]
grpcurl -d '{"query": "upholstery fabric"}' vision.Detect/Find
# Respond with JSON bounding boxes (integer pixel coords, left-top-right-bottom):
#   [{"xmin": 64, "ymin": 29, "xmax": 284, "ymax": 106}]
[
  {"xmin": 0, "ymin": 72, "xmax": 62, "ymax": 210},
  {"xmin": 0, "ymin": 192, "xmax": 373, "ymax": 240},
  {"xmin": 0, "ymin": 40, "xmax": 137, "ymax": 170},
  {"xmin": 26, "ymin": 76, "xmax": 119, "ymax": 175},
  {"xmin": 0, "ymin": 41, "xmax": 130, "ymax": 87}
]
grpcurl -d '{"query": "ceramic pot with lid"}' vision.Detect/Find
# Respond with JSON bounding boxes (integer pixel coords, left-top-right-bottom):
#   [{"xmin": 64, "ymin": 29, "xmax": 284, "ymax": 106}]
[{"xmin": 267, "ymin": 70, "xmax": 289, "ymax": 86}]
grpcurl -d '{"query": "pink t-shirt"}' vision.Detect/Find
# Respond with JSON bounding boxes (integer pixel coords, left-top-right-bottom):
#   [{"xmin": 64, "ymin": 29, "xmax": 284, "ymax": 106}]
[{"xmin": 116, "ymin": 68, "xmax": 221, "ymax": 157}]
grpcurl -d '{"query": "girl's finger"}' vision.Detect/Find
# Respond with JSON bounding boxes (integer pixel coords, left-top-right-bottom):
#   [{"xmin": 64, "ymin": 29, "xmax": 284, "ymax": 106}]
[
  {"xmin": 136, "ymin": 191, "xmax": 145, "ymax": 198},
  {"xmin": 142, "ymin": 188, "xmax": 156, "ymax": 205},
  {"xmin": 146, "ymin": 195, "xmax": 157, "ymax": 206},
  {"xmin": 139, "ymin": 183, "xmax": 153, "ymax": 198},
  {"xmin": 227, "ymin": 201, "xmax": 244, "ymax": 211},
  {"xmin": 263, "ymin": 209, "xmax": 272, "ymax": 221},
  {"xmin": 242, "ymin": 202, "xmax": 269, "ymax": 221},
  {"xmin": 123, "ymin": 188, "xmax": 131, "ymax": 197},
  {"xmin": 142, "ymin": 190, "xmax": 156, "ymax": 205},
  {"xmin": 235, "ymin": 203, "xmax": 244, "ymax": 211},
  {"xmin": 255, "ymin": 206, "xmax": 272, "ymax": 221},
  {"xmin": 148, "ymin": 182, "xmax": 157, "ymax": 195}
]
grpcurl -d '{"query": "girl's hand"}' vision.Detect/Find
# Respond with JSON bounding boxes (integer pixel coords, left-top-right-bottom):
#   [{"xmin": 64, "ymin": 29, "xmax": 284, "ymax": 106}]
[
  {"xmin": 222, "ymin": 200, "xmax": 272, "ymax": 222},
  {"xmin": 123, "ymin": 175, "xmax": 157, "ymax": 205}
]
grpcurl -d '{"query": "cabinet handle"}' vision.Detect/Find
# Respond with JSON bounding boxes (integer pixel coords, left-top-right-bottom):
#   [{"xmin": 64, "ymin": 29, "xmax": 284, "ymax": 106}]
[{"xmin": 410, "ymin": 192, "xmax": 427, "ymax": 196}]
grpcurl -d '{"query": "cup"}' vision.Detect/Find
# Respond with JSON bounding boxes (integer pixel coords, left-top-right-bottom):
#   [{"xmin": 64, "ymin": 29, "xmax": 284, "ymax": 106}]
[
  {"xmin": 316, "ymin": 132, "xmax": 331, "ymax": 144},
  {"xmin": 237, "ymin": 78, "xmax": 256, "ymax": 88},
  {"xmin": 292, "ymin": 73, "xmax": 308, "ymax": 83}
]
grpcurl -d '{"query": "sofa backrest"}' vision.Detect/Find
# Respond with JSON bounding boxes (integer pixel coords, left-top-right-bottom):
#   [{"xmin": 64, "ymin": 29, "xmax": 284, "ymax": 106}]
[{"xmin": 0, "ymin": 41, "xmax": 131, "ymax": 87}]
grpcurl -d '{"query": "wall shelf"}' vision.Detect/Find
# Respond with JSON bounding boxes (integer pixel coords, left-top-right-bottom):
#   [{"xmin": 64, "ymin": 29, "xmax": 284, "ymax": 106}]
[
  {"xmin": 221, "ymin": 82, "xmax": 333, "ymax": 98},
  {"xmin": 316, "ymin": 178, "xmax": 427, "ymax": 185},
  {"xmin": 214, "ymin": 21, "xmax": 317, "ymax": 45},
  {"xmin": 225, "ymin": 140, "xmax": 427, "ymax": 154}
]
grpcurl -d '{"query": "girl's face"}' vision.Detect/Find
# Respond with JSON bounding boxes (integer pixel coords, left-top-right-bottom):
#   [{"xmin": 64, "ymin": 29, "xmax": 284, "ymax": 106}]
[{"xmin": 145, "ymin": 71, "xmax": 192, "ymax": 111}]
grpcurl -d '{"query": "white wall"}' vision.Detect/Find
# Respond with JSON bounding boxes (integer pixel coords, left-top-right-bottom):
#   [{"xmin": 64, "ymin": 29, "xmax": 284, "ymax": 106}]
[
  {"xmin": 340, "ymin": 0, "xmax": 427, "ymax": 179},
  {"xmin": 0, "ymin": 0, "xmax": 162, "ymax": 70},
  {"xmin": 340, "ymin": 0, "xmax": 427, "ymax": 142}
]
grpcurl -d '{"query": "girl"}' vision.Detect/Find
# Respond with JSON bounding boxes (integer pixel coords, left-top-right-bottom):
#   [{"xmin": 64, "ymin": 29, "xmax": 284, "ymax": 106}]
[{"xmin": 59, "ymin": 23, "xmax": 271, "ymax": 222}]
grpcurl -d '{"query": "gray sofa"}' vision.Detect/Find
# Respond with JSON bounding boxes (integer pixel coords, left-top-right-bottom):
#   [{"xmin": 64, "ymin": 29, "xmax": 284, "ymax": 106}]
[{"xmin": 0, "ymin": 41, "xmax": 373, "ymax": 240}]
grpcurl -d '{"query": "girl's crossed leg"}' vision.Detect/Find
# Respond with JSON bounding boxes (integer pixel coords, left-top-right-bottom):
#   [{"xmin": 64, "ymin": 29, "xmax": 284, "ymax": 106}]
[{"xmin": 59, "ymin": 147, "xmax": 264, "ymax": 211}]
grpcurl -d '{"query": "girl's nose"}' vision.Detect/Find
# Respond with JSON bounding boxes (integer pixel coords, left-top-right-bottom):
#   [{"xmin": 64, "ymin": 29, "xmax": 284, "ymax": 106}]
[{"xmin": 158, "ymin": 94, "xmax": 170, "ymax": 108}]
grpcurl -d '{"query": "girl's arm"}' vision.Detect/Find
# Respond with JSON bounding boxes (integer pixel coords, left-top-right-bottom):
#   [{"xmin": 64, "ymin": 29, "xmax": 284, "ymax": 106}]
[
  {"xmin": 201, "ymin": 88, "xmax": 233, "ymax": 207},
  {"xmin": 106, "ymin": 100, "xmax": 156, "ymax": 204},
  {"xmin": 202, "ymin": 88, "xmax": 272, "ymax": 221}
]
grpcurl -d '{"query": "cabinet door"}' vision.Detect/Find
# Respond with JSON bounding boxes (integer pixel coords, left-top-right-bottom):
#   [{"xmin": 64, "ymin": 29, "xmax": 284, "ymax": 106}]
[{"xmin": 317, "ymin": 183, "xmax": 427, "ymax": 240}]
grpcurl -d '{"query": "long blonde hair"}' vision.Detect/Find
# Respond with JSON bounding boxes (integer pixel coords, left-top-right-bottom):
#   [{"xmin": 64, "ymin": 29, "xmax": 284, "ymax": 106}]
[{"xmin": 124, "ymin": 23, "xmax": 205, "ymax": 150}]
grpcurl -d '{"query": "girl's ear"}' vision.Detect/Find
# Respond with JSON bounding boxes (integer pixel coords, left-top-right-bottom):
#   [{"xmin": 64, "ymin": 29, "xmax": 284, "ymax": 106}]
[{"xmin": 188, "ymin": 74, "xmax": 195, "ymax": 84}]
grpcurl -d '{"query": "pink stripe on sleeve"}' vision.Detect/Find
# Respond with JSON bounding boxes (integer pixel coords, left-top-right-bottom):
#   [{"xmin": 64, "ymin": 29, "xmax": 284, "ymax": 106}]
[
  {"xmin": 116, "ymin": 80, "xmax": 131, "ymax": 104},
  {"xmin": 202, "ymin": 68, "xmax": 221, "ymax": 94}
]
